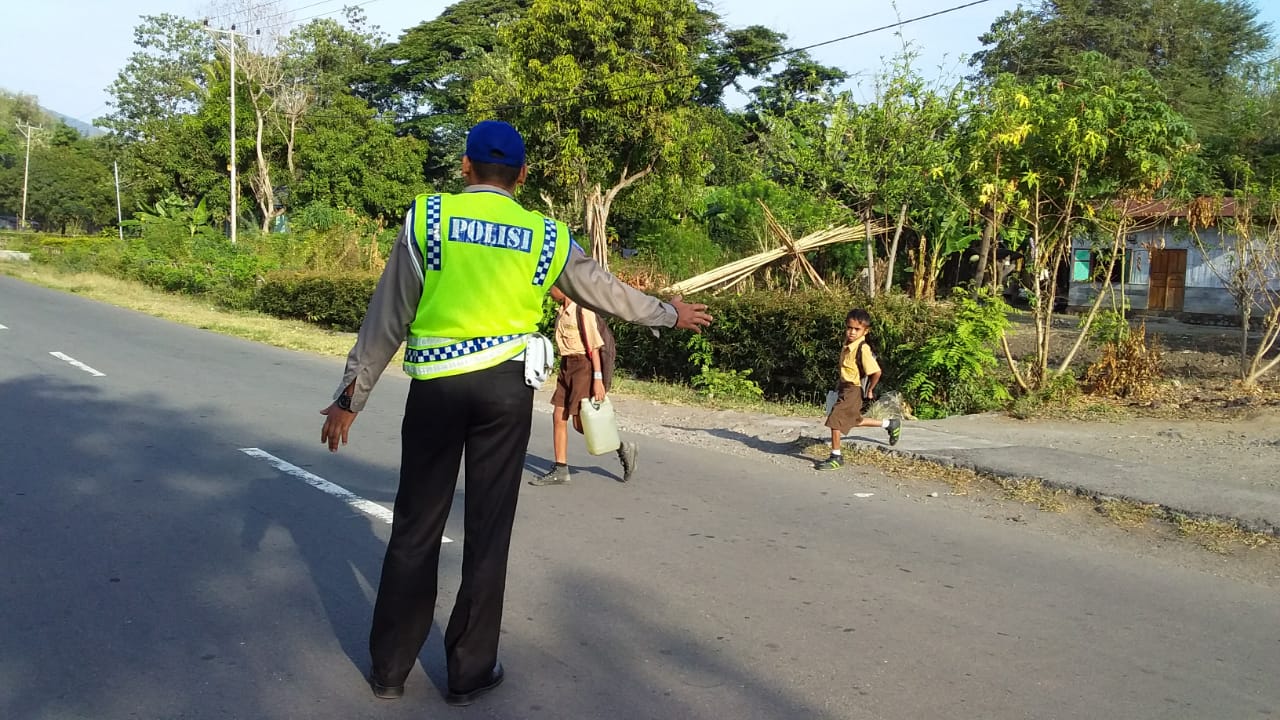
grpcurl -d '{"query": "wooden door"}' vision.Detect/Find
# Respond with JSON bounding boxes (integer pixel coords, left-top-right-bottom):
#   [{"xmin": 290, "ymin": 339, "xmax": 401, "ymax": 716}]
[{"xmin": 1148, "ymin": 249, "xmax": 1186, "ymax": 311}]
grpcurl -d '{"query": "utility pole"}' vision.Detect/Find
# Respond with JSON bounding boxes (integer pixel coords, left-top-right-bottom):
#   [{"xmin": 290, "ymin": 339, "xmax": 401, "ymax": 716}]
[
  {"xmin": 114, "ymin": 161, "xmax": 124, "ymax": 242},
  {"xmin": 203, "ymin": 22, "xmax": 254, "ymax": 244},
  {"xmin": 15, "ymin": 122, "xmax": 42, "ymax": 230}
]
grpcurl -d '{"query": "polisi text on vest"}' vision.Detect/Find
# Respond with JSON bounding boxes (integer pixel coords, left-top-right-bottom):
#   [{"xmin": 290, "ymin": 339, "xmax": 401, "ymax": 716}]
[{"xmin": 449, "ymin": 217, "xmax": 534, "ymax": 253}]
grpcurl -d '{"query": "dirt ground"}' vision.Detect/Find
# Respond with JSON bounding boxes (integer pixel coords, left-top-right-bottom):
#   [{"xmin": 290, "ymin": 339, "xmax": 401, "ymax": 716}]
[{"xmin": 1001, "ymin": 313, "xmax": 1280, "ymax": 420}]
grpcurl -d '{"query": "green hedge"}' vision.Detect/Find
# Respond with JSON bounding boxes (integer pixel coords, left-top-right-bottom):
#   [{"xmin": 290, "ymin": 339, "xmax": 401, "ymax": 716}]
[
  {"xmin": 10, "ymin": 227, "xmax": 988, "ymax": 410},
  {"xmin": 253, "ymin": 272, "xmax": 380, "ymax": 332},
  {"xmin": 610, "ymin": 290, "xmax": 953, "ymax": 401},
  {"xmin": 247, "ymin": 276, "xmax": 958, "ymax": 402}
]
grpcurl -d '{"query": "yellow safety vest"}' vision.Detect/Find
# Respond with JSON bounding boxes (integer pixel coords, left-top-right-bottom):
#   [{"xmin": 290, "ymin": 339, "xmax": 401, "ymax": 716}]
[{"xmin": 403, "ymin": 191, "xmax": 570, "ymax": 380}]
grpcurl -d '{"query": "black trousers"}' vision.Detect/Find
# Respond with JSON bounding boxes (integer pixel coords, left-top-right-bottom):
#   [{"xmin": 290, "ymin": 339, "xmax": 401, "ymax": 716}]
[{"xmin": 369, "ymin": 361, "xmax": 533, "ymax": 693}]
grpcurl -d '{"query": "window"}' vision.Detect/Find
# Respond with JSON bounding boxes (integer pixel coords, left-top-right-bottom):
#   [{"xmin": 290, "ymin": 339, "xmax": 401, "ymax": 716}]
[
  {"xmin": 1096, "ymin": 250, "xmax": 1130, "ymax": 284},
  {"xmin": 1072, "ymin": 249, "xmax": 1130, "ymax": 284},
  {"xmin": 1072, "ymin": 249, "xmax": 1091, "ymax": 282}
]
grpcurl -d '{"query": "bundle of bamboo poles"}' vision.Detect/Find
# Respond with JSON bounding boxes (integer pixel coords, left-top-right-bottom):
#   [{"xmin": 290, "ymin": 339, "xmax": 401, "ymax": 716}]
[{"xmin": 663, "ymin": 203, "xmax": 887, "ymax": 296}]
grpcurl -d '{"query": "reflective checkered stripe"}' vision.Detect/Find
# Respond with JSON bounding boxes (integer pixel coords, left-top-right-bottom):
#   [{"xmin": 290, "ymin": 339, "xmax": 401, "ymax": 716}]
[
  {"xmin": 532, "ymin": 218, "xmax": 557, "ymax": 286},
  {"xmin": 403, "ymin": 334, "xmax": 527, "ymax": 380},
  {"xmin": 422, "ymin": 195, "xmax": 442, "ymax": 271}
]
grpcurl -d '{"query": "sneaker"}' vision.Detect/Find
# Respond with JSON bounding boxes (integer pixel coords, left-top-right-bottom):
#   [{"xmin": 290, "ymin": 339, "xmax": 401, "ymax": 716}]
[
  {"xmin": 886, "ymin": 418, "xmax": 901, "ymax": 446},
  {"xmin": 813, "ymin": 454, "xmax": 843, "ymax": 471},
  {"xmin": 530, "ymin": 464, "xmax": 570, "ymax": 486},
  {"xmin": 617, "ymin": 441, "xmax": 638, "ymax": 482}
]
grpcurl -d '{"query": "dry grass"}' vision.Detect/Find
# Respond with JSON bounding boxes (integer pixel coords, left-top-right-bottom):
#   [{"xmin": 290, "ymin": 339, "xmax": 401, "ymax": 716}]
[
  {"xmin": 1175, "ymin": 515, "xmax": 1273, "ymax": 554},
  {"xmin": 1097, "ymin": 499, "xmax": 1162, "ymax": 528},
  {"xmin": 997, "ymin": 477, "xmax": 1069, "ymax": 513},
  {"xmin": 793, "ymin": 438, "xmax": 1278, "ymax": 557},
  {"xmin": 792, "ymin": 440, "xmax": 982, "ymax": 493},
  {"xmin": 1083, "ymin": 323, "xmax": 1164, "ymax": 399},
  {"xmin": 1, "ymin": 265, "xmax": 369, "ymax": 360},
  {"xmin": 1002, "ymin": 311, "xmax": 1280, "ymax": 421}
]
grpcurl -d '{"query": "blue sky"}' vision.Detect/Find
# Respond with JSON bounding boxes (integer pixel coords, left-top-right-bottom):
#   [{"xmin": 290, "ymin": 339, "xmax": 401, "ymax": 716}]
[{"xmin": 1, "ymin": 0, "xmax": 1276, "ymax": 123}]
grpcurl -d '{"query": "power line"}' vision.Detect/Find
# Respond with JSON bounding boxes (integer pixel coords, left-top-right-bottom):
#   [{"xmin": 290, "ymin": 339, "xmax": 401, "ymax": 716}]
[
  {"xmin": 116, "ymin": 0, "xmax": 992, "ymax": 132},
  {"xmin": 202, "ymin": 0, "xmax": 289, "ymax": 25},
  {"xmin": 223, "ymin": 0, "xmax": 345, "ymax": 29},
  {"xmin": 363, "ymin": 0, "xmax": 994, "ymax": 122},
  {"xmin": 263, "ymin": 0, "xmax": 993, "ymax": 127},
  {"xmin": 254, "ymin": 0, "xmax": 380, "ymax": 33}
]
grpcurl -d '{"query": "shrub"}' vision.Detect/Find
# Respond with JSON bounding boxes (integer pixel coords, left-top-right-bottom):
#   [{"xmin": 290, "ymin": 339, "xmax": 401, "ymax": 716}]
[
  {"xmin": 899, "ymin": 288, "xmax": 1012, "ymax": 418},
  {"xmin": 1086, "ymin": 308, "xmax": 1131, "ymax": 347},
  {"xmin": 1084, "ymin": 322, "xmax": 1163, "ymax": 398},
  {"xmin": 631, "ymin": 220, "xmax": 722, "ymax": 282},
  {"xmin": 253, "ymin": 272, "xmax": 380, "ymax": 331},
  {"xmin": 687, "ymin": 333, "xmax": 764, "ymax": 401},
  {"xmin": 611, "ymin": 289, "xmax": 954, "ymax": 403}
]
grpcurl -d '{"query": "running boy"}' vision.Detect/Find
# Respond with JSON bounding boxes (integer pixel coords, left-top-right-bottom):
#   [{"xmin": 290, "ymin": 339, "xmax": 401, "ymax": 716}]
[{"xmin": 814, "ymin": 308, "xmax": 901, "ymax": 470}]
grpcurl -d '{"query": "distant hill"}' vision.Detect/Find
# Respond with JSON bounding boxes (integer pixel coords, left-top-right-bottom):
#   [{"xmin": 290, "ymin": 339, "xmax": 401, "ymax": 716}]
[
  {"xmin": 43, "ymin": 106, "xmax": 105, "ymax": 138},
  {"xmin": 0, "ymin": 86, "xmax": 107, "ymax": 138}
]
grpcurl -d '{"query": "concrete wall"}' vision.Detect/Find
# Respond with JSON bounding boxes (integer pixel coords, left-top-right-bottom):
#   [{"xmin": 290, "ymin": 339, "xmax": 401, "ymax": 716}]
[{"xmin": 1068, "ymin": 223, "xmax": 1271, "ymax": 316}]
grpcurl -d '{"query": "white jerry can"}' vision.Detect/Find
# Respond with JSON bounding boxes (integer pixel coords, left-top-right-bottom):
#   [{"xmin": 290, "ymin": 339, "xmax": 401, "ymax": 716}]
[{"xmin": 579, "ymin": 397, "xmax": 621, "ymax": 455}]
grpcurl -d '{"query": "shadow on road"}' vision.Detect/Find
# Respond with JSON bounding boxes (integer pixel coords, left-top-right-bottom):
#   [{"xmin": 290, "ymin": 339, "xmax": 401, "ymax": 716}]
[{"xmin": 1, "ymin": 375, "xmax": 833, "ymax": 718}]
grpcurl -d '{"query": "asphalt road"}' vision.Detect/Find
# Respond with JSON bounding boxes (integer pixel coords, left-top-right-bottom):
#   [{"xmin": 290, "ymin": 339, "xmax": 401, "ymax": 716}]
[{"xmin": 1, "ymin": 274, "xmax": 1277, "ymax": 720}]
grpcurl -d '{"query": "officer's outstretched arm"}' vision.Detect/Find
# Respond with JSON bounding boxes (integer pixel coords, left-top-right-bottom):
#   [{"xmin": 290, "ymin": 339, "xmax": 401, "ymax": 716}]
[{"xmin": 555, "ymin": 246, "xmax": 712, "ymax": 332}]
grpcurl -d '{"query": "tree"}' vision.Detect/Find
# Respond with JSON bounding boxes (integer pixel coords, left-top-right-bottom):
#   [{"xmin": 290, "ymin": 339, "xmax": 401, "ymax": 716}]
[
  {"xmin": 277, "ymin": 14, "xmax": 388, "ymax": 181},
  {"xmin": 100, "ymin": 14, "xmax": 215, "ymax": 139},
  {"xmin": 758, "ymin": 49, "xmax": 962, "ymax": 296},
  {"xmin": 746, "ymin": 52, "xmax": 848, "ymax": 121},
  {"xmin": 971, "ymin": 54, "xmax": 1198, "ymax": 390},
  {"xmin": 368, "ymin": 0, "xmax": 527, "ymax": 122},
  {"xmin": 282, "ymin": 8, "xmax": 386, "ymax": 101},
  {"xmin": 291, "ymin": 93, "xmax": 430, "ymax": 221},
  {"xmin": 950, "ymin": 74, "xmax": 1037, "ymax": 291},
  {"xmin": 970, "ymin": 0, "xmax": 1273, "ymax": 183},
  {"xmin": 367, "ymin": 0, "xmax": 529, "ymax": 184},
  {"xmin": 23, "ymin": 135, "xmax": 116, "ymax": 233},
  {"xmin": 232, "ymin": 35, "xmax": 287, "ymax": 233},
  {"xmin": 0, "ymin": 92, "xmax": 49, "ymax": 217},
  {"xmin": 1193, "ymin": 189, "xmax": 1280, "ymax": 388},
  {"xmin": 692, "ymin": 21, "xmax": 787, "ymax": 108},
  {"xmin": 470, "ymin": 0, "xmax": 712, "ymax": 267},
  {"xmin": 1214, "ymin": 57, "xmax": 1280, "ymax": 187}
]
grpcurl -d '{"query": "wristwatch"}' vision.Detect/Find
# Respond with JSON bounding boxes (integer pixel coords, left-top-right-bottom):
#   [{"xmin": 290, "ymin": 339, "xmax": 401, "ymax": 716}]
[{"xmin": 336, "ymin": 393, "xmax": 354, "ymax": 412}]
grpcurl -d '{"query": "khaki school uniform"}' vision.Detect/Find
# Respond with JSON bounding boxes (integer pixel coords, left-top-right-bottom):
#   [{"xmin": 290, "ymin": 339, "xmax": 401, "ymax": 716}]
[{"xmin": 824, "ymin": 338, "xmax": 881, "ymax": 433}]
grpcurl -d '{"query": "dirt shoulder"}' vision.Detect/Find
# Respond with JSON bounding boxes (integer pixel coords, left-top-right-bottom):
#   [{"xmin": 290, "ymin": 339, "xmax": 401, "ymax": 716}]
[{"xmin": 1002, "ymin": 313, "xmax": 1280, "ymax": 420}]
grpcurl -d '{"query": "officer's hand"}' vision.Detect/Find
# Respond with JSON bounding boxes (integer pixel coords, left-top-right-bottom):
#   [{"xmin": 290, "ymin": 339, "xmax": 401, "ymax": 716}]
[
  {"xmin": 592, "ymin": 379, "xmax": 606, "ymax": 403},
  {"xmin": 320, "ymin": 404, "xmax": 358, "ymax": 453},
  {"xmin": 669, "ymin": 295, "xmax": 713, "ymax": 333}
]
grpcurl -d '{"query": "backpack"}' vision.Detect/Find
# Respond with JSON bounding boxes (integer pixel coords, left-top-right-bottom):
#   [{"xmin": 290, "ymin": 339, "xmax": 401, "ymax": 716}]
[
  {"xmin": 850, "ymin": 338, "xmax": 874, "ymax": 400},
  {"xmin": 577, "ymin": 304, "xmax": 617, "ymax": 392}
]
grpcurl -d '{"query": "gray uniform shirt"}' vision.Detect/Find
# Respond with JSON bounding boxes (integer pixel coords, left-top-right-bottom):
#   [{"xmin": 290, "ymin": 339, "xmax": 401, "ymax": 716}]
[{"xmin": 334, "ymin": 185, "xmax": 677, "ymax": 411}]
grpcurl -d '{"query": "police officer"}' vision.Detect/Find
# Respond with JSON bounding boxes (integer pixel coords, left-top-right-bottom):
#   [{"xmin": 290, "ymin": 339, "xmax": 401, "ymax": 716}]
[{"xmin": 319, "ymin": 120, "xmax": 713, "ymax": 706}]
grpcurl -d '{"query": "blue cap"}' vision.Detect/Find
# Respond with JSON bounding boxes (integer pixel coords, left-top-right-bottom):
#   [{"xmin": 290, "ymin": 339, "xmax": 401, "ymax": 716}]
[{"xmin": 464, "ymin": 120, "xmax": 526, "ymax": 168}]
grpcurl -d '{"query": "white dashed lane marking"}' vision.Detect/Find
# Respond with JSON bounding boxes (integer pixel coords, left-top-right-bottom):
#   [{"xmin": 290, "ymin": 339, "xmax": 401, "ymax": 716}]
[
  {"xmin": 240, "ymin": 448, "xmax": 452, "ymax": 543},
  {"xmin": 50, "ymin": 351, "xmax": 105, "ymax": 377}
]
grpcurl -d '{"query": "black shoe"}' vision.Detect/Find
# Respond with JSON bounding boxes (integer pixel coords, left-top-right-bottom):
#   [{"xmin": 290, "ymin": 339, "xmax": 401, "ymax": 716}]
[
  {"xmin": 445, "ymin": 662, "xmax": 504, "ymax": 707},
  {"xmin": 886, "ymin": 418, "xmax": 902, "ymax": 446},
  {"xmin": 367, "ymin": 672, "xmax": 404, "ymax": 700},
  {"xmin": 530, "ymin": 464, "xmax": 570, "ymax": 486},
  {"xmin": 617, "ymin": 441, "xmax": 638, "ymax": 482},
  {"xmin": 813, "ymin": 454, "xmax": 843, "ymax": 471}
]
